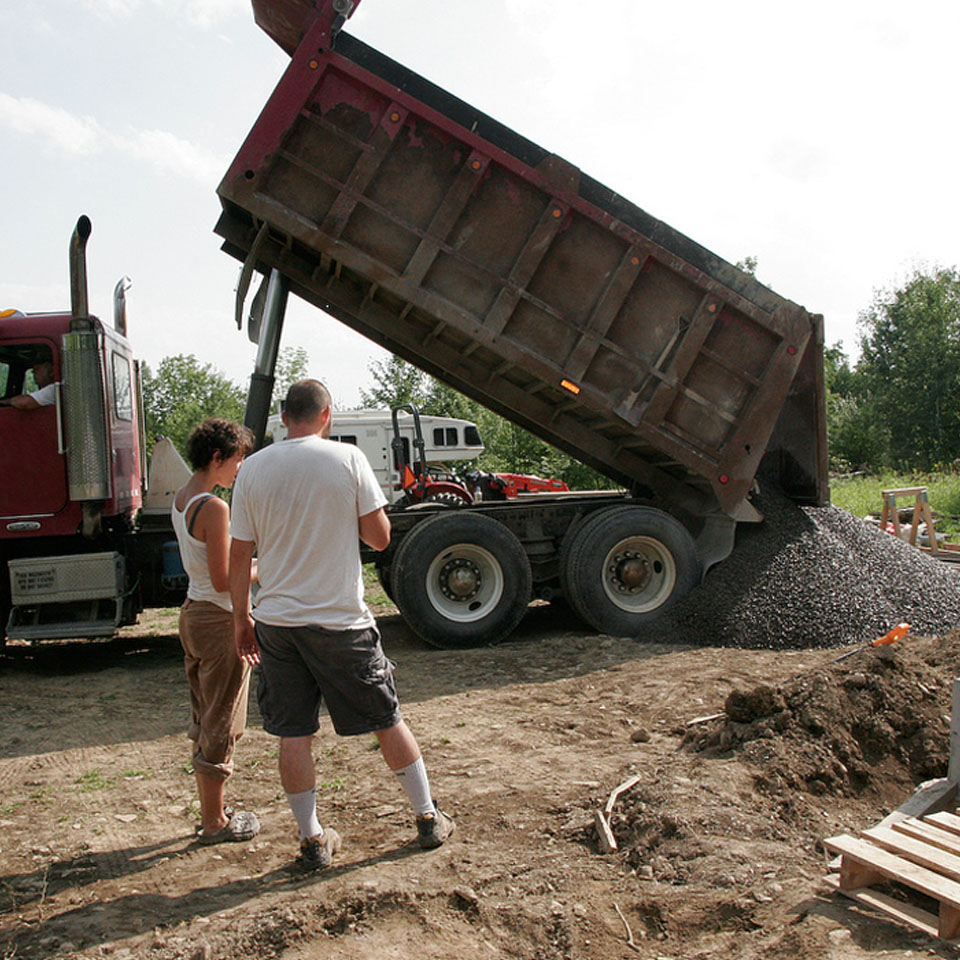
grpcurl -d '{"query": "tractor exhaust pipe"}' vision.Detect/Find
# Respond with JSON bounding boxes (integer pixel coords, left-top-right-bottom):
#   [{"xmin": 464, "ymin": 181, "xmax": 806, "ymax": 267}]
[{"xmin": 69, "ymin": 215, "xmax": 92, "ymax": 330}]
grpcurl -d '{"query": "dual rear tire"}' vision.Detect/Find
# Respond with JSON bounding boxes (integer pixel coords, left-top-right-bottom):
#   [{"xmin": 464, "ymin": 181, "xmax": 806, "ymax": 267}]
[
  {"xmin": 560, "ymin": 505, "xmax": 701, "ymax": 637},
  {"xmin": 388, "ymin": 505, "xmax": 701, "ymax": 647},
  {"xmin": 390, "ymin": 513, "xmax": 531, "ymax": 648}
]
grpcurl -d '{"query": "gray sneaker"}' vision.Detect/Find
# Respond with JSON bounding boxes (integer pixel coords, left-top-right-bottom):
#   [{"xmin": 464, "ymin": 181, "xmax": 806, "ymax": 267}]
[
  {"xmin": 416, "ymin": 804, "xmax": 455, "ymax": 849},
  {"xmin": 298, "ymin": 827, "xmax": 342, "ymax": 870}
]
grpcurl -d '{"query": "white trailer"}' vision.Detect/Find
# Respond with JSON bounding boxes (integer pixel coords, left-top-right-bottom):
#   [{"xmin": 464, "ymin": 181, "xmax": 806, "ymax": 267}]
[{"xmin": 264, "ymin": 408, "xmax": 484, "ymax": 503}]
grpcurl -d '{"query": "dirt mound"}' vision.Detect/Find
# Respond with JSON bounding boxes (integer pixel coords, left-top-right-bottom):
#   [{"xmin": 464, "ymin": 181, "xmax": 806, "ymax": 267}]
[
  {"xmin": 682, "ymin": 632, "xmax": 958, "ymax": 802},
  {"xmin": 600, "ymin": 633, "xmax": 958, "ymax": 914},
  {"xmin": 663, "ymin": 486, "xmax": 960, "ymax": 649}
]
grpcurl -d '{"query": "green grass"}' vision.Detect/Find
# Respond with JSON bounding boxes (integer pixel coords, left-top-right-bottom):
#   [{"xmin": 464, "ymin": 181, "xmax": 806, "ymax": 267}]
[
  {"xmin": 831, "ymin": 470, "xmax": 960, "ymax": 538},
  {"xmin": 75, "ymin": 769, "xmax": 113, "ymax": 792},
  {"xmin": 362, "ymin": 563, "xmax": 394, "ymax": 612}
]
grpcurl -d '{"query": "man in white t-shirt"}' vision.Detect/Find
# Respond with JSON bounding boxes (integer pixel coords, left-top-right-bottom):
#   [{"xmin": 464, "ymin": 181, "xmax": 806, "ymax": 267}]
[
  {"xmin": 0, "ymin": 356, "xmax": 56, "ymax": 409},
  {"xmin": 228, "ymin": 379, "xmax": 454, "ymax": 870}
]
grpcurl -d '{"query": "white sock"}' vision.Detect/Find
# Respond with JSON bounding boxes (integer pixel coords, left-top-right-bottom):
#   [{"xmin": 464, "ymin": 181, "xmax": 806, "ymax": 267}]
[
  {"xmin": 394, "ymin": 757, "xmax": 436, "ymax": 817},
  {"xmin": 286, "ymin": 787, "xmax": 323, "ymax": 840}
]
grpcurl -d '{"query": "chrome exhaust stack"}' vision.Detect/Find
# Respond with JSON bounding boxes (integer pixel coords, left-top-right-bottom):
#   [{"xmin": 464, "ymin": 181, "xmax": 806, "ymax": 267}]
[
  {"xmin": 63, "ymin": 214, "xmax": 112, "ymax": 515},
  {"xmin": 69, "ymin": 215, "xmax": 92, "ymax": 330},
  {"xmin": 113, "ymin": 276, "xmax": 131, "ymax": 337}
]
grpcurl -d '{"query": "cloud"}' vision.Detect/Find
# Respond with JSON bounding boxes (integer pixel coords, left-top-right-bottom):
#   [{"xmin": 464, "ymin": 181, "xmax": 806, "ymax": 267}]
[
  {"xmin": 0, "ymin": 92, "xmax": 227, "ymax": 184},
  {"xmin": 0, "ymin": 92, "xmax": 103, "ymax": 155},
  {"xmin": 75, "ymin": 0, "xmax": 247, "ymax": 27},
  {"xmin": 112, "ymin": 128, "xmax": 227, "ymax": 183}
]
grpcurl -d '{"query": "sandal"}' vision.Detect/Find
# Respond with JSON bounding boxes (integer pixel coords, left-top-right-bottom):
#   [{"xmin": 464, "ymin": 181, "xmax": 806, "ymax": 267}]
[
  {"xmin": 197, "ymin": 810, "xmax": 260, "ymax": 845},
  {"xmin": 195, "ymin": 806, "xmax": 233, "ymax": 835}
]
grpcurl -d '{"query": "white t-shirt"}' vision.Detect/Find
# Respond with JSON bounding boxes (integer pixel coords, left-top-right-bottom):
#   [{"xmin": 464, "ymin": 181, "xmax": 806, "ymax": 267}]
[
  {"xmin": 230, "ymin": 435, "xmax": 388, "ymax": 630},
  {"xmin": 29, "ymin": 383, "xmax": 56, "ymax": 406}
]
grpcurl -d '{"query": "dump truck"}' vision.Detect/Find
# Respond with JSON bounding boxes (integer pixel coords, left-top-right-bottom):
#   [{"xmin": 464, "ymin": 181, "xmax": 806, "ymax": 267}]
[
  {"xmin": 0, "ymin": 217, "xmax": 188, "ymax": 645},
  {"xmin": 215, "ymin": 0, "xmax": 829, "ymax": 647}
]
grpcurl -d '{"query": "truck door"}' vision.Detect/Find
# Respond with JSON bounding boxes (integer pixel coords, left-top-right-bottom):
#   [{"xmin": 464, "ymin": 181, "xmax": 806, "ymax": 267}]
[{"xmin": 0, "ymin": 342, "xmax": 69, "ymax": 521}]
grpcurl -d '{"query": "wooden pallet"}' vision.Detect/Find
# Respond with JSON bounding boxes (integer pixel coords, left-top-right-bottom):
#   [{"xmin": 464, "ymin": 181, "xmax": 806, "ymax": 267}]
[{"xmin": 825, "ymin": 811, "xmax": 960, "ymax": 940}]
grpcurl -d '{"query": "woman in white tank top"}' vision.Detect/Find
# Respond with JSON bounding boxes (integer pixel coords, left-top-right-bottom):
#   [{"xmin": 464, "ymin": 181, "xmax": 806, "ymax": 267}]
[{"xmin": 172, "ymin": 418, "xmax": 260, "ymax": 845}]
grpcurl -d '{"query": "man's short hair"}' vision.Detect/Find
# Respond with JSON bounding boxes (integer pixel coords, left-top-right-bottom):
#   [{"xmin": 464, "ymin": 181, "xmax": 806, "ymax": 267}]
[
  {"xmin": 32, "ymin": 347, "xmax": 53, "ymax": 365},
  {"xmin": 284, "ymin": 379, "xmax": 331, "ymax": 423}
]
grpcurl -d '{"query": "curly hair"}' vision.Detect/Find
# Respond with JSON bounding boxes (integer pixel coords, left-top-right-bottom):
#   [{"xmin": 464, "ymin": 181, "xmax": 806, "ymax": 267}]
[{"xmin": 184, "ymin": 418, "xmax": 254, "ymax": 471}]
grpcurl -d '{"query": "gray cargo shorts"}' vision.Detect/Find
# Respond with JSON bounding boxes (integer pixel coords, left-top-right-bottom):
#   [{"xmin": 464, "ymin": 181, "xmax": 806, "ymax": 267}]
[{"xmin": 253, "ymin": 621, "xmax": 401, "ymax": 737}]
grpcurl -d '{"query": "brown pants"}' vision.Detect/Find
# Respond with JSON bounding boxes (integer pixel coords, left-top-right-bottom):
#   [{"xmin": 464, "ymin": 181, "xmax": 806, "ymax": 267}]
[{"xmin": 179, "ymin": 599, "xmax": 250, "ymax": 780}]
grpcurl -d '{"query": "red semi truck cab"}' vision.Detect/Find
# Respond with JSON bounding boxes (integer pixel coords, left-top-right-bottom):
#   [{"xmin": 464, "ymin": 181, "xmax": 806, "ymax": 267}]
[
  {"xmin": 0, "ymin": 217, "xmax": 178, "ymax": 644},
  {"xmin": 0, "ymin": 311, "xmax": 143, "ymax": 539}
]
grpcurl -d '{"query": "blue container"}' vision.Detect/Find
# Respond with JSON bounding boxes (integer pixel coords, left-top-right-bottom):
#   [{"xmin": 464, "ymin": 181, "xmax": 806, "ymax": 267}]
[{"xmin": 161, "ymin": 541, "xmax": 188, "ymax": 590}]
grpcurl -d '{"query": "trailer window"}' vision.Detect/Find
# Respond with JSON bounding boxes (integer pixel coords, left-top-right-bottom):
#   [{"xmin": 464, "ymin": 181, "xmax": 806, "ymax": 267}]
[
  {"xmin": 465, "ymin": 425, "xmax": 482, "ymax": 446},
  {"xmin": 433, "ymin": 427, "xmax": 459, "ymax": 447},
  {"xmin": 330, "ymin": 434, "xmax": 358, "ymax": 445},
  {"xmin": 112, "ymin": 352, "xmax": 133, "ymax": 421}
]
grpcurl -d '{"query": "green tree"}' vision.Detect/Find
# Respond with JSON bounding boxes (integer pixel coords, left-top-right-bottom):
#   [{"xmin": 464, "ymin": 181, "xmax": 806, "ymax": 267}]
[
  {"xmin": 359, "ymin": 355, "xmax": 429, "ymax": 409},
  {"xmin": 272, "ymin": 346, "xmax": 310, "ymax": 411},
  {"xmin": 857, "ymin": 267, "xmax": 960, "ymax": 469},
  {"xmin": 823, "ymin": 342, "xmax": 886, "ymax": 471},
  {"xmin": 141, "ymin": 354, "xmax": 246, "ymax": 455}
]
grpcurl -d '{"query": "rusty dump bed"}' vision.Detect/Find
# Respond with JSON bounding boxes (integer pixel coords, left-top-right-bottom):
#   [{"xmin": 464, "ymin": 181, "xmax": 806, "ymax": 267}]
[{"xmin": 216, "ymin": 0, "xmax": 828, "ymax": 520}]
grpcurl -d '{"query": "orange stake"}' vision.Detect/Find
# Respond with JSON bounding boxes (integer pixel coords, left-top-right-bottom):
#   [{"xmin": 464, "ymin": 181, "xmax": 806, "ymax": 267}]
[{"xmin": 833, "ymin": 622, "xmax": 910, "ymax": 663}]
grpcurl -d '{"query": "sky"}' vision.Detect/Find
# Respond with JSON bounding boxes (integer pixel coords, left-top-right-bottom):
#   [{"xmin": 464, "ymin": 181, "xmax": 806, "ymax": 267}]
[{"xmin": 2, "ymin": 0, "xmax": 958, "ymax": 409}]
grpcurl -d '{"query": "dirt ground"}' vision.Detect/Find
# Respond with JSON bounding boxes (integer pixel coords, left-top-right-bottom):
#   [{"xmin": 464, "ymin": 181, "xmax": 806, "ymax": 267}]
[{"xmin": 2, "ymin": 602, "xmax": 960, "ymax": 960}]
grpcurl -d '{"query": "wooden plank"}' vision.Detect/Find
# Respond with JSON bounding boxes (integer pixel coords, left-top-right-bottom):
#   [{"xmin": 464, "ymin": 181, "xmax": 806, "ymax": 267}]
[
  {"xmin": 823, "ymin": 834, "xmax": 960, "ymax": 909},
  {"xmin": 863, "ymin": 825, "xmax": 960, "ymax": 883},
  {"xmin": 823, "ymin": 873, "xmax": 942, "ymax": 940},
  {"xmin": 877, "ymin": 778, "xmax": 956, "ymax": 831},
  {"xmin": 925, "ymin": 811, "xmax": 960, "ymax": 837},
  {"xmin": 893, "ymin": 817, "xmax": 960, "ymax": 859},
  {"xmin": 945, "ymin": 903, "xmax": 960, "ymax": 940}
]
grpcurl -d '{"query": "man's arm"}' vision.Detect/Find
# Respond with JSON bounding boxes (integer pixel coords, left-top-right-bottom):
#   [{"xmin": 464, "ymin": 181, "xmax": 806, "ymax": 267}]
[
  {"xmin": 0, "ymin": 395, "xmax": 40, "ymax": 410},
  {"xmin": 359, "ymin": 506, "xmax": 391, "ymax": 551},
  {"xmin": 229, "ymin": 537, "xmax": 260, "ymax": 665}
]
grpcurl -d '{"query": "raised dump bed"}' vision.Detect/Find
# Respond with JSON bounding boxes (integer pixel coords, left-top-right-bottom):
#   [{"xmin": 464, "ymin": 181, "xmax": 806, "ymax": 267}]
[
  {"xmin": 213, "ymin": 0, "xmax": 829, "ymax": 646},
  {"xmin": 216, "ymin": 0, "xmax": 827, "ymax": 524}
]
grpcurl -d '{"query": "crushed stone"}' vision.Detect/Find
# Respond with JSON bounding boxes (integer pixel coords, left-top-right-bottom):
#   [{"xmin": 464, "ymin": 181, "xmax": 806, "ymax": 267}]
[{"xmin": 662, "ymin": 486, "xmax": 960, "ymax": 649}]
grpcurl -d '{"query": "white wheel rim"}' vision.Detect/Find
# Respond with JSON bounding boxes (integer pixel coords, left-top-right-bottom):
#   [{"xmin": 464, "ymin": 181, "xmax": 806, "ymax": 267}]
[
  {"xmin": 425, "ymin": 542, "xmax": 504, "ymax": 623},
  {"xmin": 600, "ymin": 536, "xmax": 677, "ymax": 613}
]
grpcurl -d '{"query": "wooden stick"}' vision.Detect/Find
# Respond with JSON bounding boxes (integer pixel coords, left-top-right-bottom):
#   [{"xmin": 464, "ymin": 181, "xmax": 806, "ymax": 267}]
[
  {"xmin": 686, "ymin": 712, "xmax": 725, "ymax": 726},
  {"xmin": 613, "ymin": 902, "xmax": 643, "ymax": 953},
  {"xmin": 605, "ymin": 774, "xmax": 642, "ymax": 816},
  {"xmin": 595, "ymin": 810, "xmax": 617, "ymax": 853}
]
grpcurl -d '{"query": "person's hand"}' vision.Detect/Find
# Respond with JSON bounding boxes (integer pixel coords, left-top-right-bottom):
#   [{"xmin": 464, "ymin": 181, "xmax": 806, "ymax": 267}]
[{"xmin": 234, "ymin": 616, "xmax": 260, "ymax": 665}]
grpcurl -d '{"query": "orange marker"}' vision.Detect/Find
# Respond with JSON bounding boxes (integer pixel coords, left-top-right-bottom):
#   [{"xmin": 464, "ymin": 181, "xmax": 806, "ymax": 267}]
[{"xmin": 833, "ymin": 622, "xmax": 909, "ymax": 663}]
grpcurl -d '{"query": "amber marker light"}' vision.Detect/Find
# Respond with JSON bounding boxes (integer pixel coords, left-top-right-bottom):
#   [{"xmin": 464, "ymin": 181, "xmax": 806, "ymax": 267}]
[{"xmin": 560, "ymin": 379, "xmax": 581, "ymax": 395}]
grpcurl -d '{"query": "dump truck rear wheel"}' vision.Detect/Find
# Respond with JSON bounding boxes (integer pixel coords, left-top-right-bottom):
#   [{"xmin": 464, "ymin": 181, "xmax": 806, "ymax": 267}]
[
  {"xmin": 390, "ymin": 513, "xmax": 532, "ymax": 648},
  {"xmin": 562, "ymin": 506, "xmax": 700, "ymax": 636}
]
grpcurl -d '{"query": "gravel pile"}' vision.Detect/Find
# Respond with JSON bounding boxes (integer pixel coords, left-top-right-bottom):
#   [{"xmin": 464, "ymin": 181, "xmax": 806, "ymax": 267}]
[{"xmin": 662, "ymin": 486, "xmax": 960, "ymax": 649}]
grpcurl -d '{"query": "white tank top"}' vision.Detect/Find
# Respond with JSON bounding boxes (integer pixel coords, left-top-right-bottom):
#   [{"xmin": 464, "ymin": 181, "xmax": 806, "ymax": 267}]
[{"xmin": 171, "ymin": 492, "xmax": 232, "ymax": 611}]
